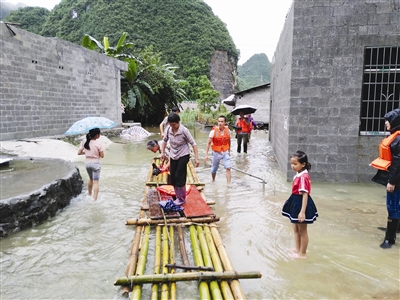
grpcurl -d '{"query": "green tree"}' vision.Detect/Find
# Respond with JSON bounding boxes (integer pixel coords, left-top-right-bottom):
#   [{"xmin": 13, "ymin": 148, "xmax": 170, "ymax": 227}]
[
  {"xmin": 196, "ymin": 75, "xmax": 220, "ymax": 113},
  {"xmin": 4, "ymin": 6, "xmax": 49, "ymax": 34}
]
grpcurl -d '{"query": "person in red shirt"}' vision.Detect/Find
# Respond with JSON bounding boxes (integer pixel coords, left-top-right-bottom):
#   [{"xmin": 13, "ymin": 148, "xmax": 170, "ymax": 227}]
[
  {"xmin": 235, "ymin": 111, "xmax": 251, "ymax": 153},
  {"xmin": 282, "ymin": 150, "xmax": 318, "ymax": 258}
]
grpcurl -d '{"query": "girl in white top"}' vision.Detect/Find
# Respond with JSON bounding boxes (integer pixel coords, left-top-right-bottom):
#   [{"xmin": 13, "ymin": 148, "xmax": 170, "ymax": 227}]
[{"xmin": 78, "ymin": 128, "xmax": 104, "ymax": 201}]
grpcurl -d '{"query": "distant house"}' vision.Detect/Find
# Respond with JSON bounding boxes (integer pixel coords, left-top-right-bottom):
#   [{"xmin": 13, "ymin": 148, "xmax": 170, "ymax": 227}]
[
  {"xmin": 270, "ymin": 0, "xmax": 400, "ymax": 183},
  {"xmin": 233, "ymin": 83, "xmax": 270, "ymax": 127}
]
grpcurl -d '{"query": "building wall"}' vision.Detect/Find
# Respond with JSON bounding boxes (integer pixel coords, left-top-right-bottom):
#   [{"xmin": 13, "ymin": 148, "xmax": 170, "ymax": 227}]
[
  {"xmin": 235, "ymin": 86, "xmax": 270, "ymax": 123},
  {"xmin": 270, "ymin": 3, "xmax": 294, "ymax": 175},
  {"xmin": 0, "ymin": 23, "xmax": 127, "ymax": 141},
  {"xmin": 270, "ymin": 0, "xmax": 400, "ymax": 182}
]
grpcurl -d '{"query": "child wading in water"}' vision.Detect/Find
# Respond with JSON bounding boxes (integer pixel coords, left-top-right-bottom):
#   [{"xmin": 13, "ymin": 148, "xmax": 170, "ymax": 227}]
[
  {"xmin": 282, "ymin": 150, "xmax": 318, "ymax": 258},
  {"xmin": 78, "ymin": 128, "xmax": 104, "ymax": 201}
]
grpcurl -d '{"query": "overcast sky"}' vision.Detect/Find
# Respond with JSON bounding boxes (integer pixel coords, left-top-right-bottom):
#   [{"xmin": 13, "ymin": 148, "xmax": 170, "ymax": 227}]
[{"xmin": 4, "ymin": 0, "xmax": 293, "ymax": 64}]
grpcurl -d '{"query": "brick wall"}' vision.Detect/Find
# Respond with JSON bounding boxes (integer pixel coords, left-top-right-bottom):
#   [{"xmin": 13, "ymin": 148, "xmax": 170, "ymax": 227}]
[
  {"xmin": 0, "ymin": 23, "xmax": 127, "ymax": 141},
  {"xmin": 270, "ymin": 3, "xmax": 294, "ymax": 176},
  {"xmin": 235, "ymin": 85, "xmax": 270, "ymax": 123},
  {"xmin": 270, "ymin": 0, "xmax": 400, "ymax": 182}
]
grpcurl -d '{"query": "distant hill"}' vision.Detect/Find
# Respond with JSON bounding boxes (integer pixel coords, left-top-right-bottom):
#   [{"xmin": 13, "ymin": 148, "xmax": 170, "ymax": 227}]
[
  {"xmin": 237, "ymin": 53, "xmax": 271, "ymax": 91},
  {"xmin": 0, "ymin": 1, "xmax": 27, "ymax": 20}
]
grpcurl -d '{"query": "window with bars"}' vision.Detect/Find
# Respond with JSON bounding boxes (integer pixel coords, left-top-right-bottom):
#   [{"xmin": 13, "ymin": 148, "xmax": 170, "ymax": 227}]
[{"xmin": 360, "ymin": 46, "xmax": 400, "ymax": 136}]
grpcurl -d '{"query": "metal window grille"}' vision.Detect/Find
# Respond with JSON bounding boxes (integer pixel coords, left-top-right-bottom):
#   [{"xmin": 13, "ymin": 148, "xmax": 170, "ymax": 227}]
[{"xmin": 360, "ymin": 46, "xmax": 400, "ymax": 136}]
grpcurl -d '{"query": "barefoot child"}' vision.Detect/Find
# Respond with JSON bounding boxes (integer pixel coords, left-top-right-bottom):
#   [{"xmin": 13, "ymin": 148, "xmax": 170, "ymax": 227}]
[{"xmin": 282, "ymin": 150, "xmax": 318, "ymax": 258}]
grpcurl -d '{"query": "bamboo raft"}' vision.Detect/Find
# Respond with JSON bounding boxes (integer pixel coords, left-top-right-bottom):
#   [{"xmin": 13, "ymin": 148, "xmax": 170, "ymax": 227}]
[{"xmin": 117, "ymin": 157, "xmax": 261, "ymax": 299}]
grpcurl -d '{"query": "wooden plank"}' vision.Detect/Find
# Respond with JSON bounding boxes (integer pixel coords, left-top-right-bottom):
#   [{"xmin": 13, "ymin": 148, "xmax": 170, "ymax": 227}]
[
  {"xmin": 182, "ymin": 185, "xmax": 215, "ymax": 218},
  {"xmin": 147, "ymin": 188, "xmax": 180, "ymax": 219}
]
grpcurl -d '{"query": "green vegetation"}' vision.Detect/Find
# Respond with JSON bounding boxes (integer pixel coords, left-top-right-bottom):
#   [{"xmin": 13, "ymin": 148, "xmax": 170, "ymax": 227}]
[
  {"xmin": 2, "ymin": 6, "xmax": 49, "ymax": 34},
  {"xmin": 180, "ymin": 104, "xmax": 236, "ymax": 127},
  {"xmin": 0, "ymin": 1, "xmax": 26, "ymax": 20},
  {"xmin": 237, "ymin": 53, "xmax": 271, "ymax": 91}
]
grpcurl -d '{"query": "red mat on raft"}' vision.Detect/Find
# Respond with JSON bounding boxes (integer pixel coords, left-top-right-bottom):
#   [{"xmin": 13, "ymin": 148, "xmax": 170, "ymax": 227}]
[
  {"xmin": 148, "ymin": 185, "xmax": 214, "ymax": 219},
  {"xmin": 181, "ymin": 185, "xmax": 215, "ymax": 218}
]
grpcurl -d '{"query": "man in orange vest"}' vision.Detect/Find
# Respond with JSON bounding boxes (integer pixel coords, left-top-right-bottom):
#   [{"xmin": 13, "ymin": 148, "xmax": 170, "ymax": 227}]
[
  {"xmin": 235, "ymin": 111, "xmax": 251, "ymax": 153},
  {"xmin": 371, "ymin": 108, "xmax": 400, "ymax": 248},
  {"xmin": 204, "ymin": 115, "xmax": 231, "ymax": 185}
]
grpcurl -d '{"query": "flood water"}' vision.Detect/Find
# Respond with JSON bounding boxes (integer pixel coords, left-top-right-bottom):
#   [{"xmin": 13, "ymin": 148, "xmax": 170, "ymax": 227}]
[{"xmin": 1, "ymin": 126, "xmax": 399, "ymax": 300}]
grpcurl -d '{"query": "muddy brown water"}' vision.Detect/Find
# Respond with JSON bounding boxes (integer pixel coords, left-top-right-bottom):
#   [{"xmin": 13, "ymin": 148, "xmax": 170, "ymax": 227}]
[{"xmin": 1, "ymin": 126, "xmax": 399, "ymax": 299}]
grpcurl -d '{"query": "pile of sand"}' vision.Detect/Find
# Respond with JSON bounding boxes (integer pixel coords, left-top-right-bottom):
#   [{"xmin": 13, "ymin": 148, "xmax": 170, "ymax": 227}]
[{"xmin": 0, "ymin": 136, "xmax": 112, "ymax": 162}]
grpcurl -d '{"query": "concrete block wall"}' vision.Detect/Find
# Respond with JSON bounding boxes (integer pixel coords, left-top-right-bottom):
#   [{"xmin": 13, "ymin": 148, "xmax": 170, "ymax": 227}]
[
  {"xmin": 270, "ymin": 3, "xmax": 294, "ymax": 175},
  {"xmin": 235, "ymin": 86, "xmax": 270, "ymax": 123},
  {"xmin": 0, "ymin": 23, "xmax": 127, "ymax": 141},
  {"xmin": 270, "ymin": 0, "xmax": 400, "ymax": 182}
]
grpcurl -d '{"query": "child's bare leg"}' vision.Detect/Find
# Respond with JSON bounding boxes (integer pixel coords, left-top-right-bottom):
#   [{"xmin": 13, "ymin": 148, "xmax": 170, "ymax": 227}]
[
  {"xmin": 292, "ymin": 224, "xmax": 300, "ymax": 252},
  {"xmin": 92, "ymin": 180, "xmax": 99, "ymax": 201},
  {"xmin": 298, "ymin": 223, "xmax": 309, "ymax": 257},
  {"xmin": 88, "ymin": 179, "xmax": 93, "ymax": 196}
]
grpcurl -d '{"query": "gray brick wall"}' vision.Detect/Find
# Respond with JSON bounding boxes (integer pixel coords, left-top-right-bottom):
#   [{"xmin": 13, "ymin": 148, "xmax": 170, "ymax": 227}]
[
  {"xmin": 0, "ymin": 23, "xmax": 127, "ymax": 141},
  {"xmin": 235, "ymin": 85, "xmax": 270, "ymax": 123},
  {"xmin": 270, "ymin": 0, "xmax": 400, "ymax": 182},
  {"xmin": 270, "ymin": 3, "xmax": 294, "ymax": 176}
]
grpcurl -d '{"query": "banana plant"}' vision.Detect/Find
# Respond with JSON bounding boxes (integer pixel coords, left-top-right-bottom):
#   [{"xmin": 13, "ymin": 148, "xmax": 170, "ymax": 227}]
[
  {"xmin": 121, "ymin": 59, "xmax": 154, "ymax": 108},
  {"xmin": 81, "ymin": 32, "xmax": 135, "ymax": 60}
]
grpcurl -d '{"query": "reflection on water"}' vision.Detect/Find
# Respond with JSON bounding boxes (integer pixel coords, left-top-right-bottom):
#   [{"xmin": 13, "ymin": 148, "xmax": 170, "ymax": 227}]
[{"xmin": 1, "ymin": 126, "xmax": 399, "ymax": 299}]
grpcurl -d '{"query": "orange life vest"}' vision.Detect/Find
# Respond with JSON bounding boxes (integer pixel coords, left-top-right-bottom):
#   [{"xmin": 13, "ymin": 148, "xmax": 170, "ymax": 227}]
[
  {"xmin": 370, "ymin": 131, "xmax": 400, "ymax": 170},
  {"xmin": 236, "ymin": 118, "xmax": 251, "ymax": 133},
  {"xmin": 211, "ymin": 126, "xmax": 230, "ymax": 152}
]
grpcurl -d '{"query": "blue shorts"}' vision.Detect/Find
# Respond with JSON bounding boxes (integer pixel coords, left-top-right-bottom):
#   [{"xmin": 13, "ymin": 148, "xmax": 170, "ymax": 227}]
[
  {"xmin": 86, "ymin": 162, "xmax": 101, "ymax": 181},
  {"xmin": 211, "ymin": 151, "xmax": 231, "ymax": 174}
]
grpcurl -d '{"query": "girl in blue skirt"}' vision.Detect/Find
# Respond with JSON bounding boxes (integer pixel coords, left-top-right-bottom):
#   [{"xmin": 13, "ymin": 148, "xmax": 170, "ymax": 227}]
[{"xmin": 282, "ymin": 150, "xmax": 318, "ymax": 258}]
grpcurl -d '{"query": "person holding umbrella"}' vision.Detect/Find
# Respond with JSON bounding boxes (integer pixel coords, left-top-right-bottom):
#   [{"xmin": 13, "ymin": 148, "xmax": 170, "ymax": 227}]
[
  {"xmin": 160, "ymin": 113, "xmax": 199, "ymax": 206},
  {"xmin": 235, "ymin": 111, "xmax": 251, "ymax": 153},
  {"xmin": 77, "ymin": 128, "xmax": 104, "ymax": 201}
]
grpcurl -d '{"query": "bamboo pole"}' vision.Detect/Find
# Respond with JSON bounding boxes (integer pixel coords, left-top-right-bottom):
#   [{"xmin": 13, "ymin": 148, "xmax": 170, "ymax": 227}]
[
  {"xmin": 188, "ymin": 160, "xmax": 200, "ymax": 182},
  {"xmin": 169, "ymin": 226, "xmax": 177, "ymax": 300},
  {"xmin": 114, "ymin": 271, "xmax": 262, "ymax": 285},
  {"xmin": 130, "ymin": 225, "xmax": 151, "ymax": 300},
  {"xmin": 126, "ymin": 216, "xmax": 220, "ymax": 226},
  {"xmin": 187, "ymin": 165, "xmax": 194, "ymax": 184},
  {"xmin": 177, "ymin": 225, "xmax": 190, "ymax": 269},
  {"xmin": 161, "ymin": 226, "xmax": 169, "ymax": 299},
  {"xmin": 204, "ymin": 226, "xmax": 234, "ymax": 300},
  {"xmin": 151, "ymin": 226, "xmax": 162, "ymax": 300},
  {"xmin": 211, "ymin": 226, "xmax": 246, "ymax": 300},
  {"xmin": 121, "ymin": 195, "xmax": 147, "ymax": 297},
  {"xmin": 189, "ymin": 225, "xmax": 210, "ymax": 299},
  {"xmin": 165, "ymin": 264, "xmax": 213, "ymax": 271},
  {"xmin": 197, "ymin": 225, "xmax": 223, "ymax": 300}
]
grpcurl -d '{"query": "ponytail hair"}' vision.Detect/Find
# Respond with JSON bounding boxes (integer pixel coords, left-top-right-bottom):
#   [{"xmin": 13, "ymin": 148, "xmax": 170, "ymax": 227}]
[
  {"xmin": 291, "ymin": 150, "xmax": 311, "ymax": 171},
  {"xmin": 84, "ymin": 127, "xmax": 101, "ymax": 150}
]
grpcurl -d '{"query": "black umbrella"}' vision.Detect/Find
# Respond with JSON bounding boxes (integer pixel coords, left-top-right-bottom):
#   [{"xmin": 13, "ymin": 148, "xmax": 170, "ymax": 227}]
[{"xmin": 231, "ymin": 104, "xmax": 257, "ymax": 116}]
